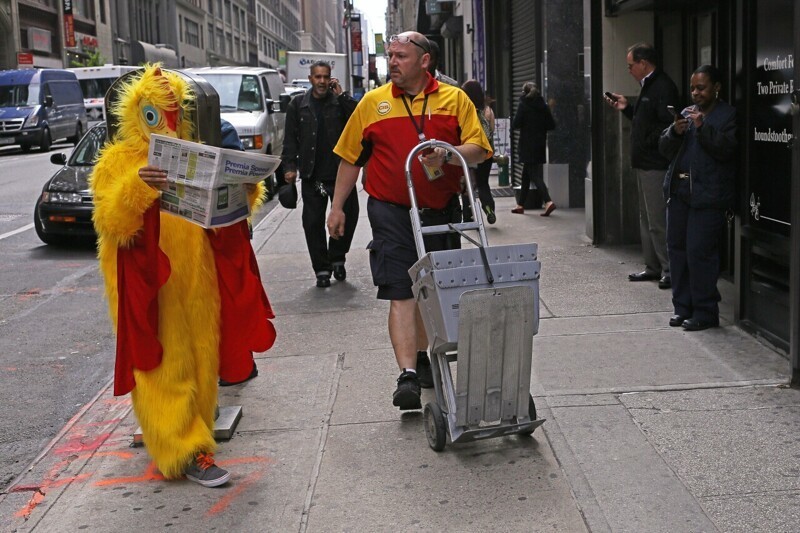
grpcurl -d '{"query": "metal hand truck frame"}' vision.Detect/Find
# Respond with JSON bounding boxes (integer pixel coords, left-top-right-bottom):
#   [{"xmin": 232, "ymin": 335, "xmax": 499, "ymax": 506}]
[{"xmin": 405, "ymin": 140, "xmax": 545, "ymax": 451}]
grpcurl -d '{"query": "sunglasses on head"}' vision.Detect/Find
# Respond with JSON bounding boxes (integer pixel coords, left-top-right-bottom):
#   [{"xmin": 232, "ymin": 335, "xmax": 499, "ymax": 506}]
[{"xmin": 388, "ymin": 34, "xmax": 430, "ymax": 54}]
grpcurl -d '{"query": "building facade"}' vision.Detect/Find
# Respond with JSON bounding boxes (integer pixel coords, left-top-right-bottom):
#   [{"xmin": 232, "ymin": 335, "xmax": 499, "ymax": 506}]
[
  {"xmin": 0, "ymin": 0, "xmax": 321, "ymax": 71},
  {"xmin": 393, "ymin": 0, "xmax": 800, "ymax": 384}
]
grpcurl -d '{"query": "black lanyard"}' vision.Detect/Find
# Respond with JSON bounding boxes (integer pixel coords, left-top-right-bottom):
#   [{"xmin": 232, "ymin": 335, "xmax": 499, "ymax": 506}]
[{"xmin": 401, "ymin": 93, "xmax": 430, "ymax": 142}]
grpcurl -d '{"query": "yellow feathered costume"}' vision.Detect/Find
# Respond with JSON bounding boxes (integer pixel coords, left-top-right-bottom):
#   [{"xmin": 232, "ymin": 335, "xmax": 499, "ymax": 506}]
[{"xmin": 91, "ymin": 65, "xmax": 275, "ymax": 479}]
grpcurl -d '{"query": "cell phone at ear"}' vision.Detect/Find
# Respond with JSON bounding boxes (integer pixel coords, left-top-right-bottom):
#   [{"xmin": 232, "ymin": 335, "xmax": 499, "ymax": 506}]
[{"xmin": 604, "ymin": 91, "xmax": 619, "ymax": 102}]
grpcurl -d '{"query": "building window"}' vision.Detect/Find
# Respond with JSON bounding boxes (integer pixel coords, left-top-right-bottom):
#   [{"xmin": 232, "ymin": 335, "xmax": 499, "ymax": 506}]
[
  {"xmin": 209, "ymin": 0, "xmax": 213, "ymax": 15},
  {"xmin": 208, "ymin": 23, "xmax": 215, "ymax": 51},
  {"xmin": 185, "ymin": 19, "xmax": 200, "ymax": 48},
  {"xmin": 225, "ymin": 1, "xmax": 231, "ymax": 24}
]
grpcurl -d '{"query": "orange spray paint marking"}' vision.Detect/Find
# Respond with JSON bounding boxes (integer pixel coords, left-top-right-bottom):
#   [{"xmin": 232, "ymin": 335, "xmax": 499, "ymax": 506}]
[
  {"xmin": 217, "ymin": 456, "xmax": 273, "ymax": 467},
  {"xmin": 14, "ymin": 490, "xmax": 45, "ymax": 519},
  {"xmin": 94, "ymin": 461, "xmax": 165, "ymax": 487},
  {"xmin": 205, "ymin": 469, "xmax": 266, "ymax": 517},
  {"xmin": 53, "ymin": 433, "xmax": 112, "ymax": 455},
  {"xmin": 50, "ymin": 474, "xmax": 92, "ymax": 487}
]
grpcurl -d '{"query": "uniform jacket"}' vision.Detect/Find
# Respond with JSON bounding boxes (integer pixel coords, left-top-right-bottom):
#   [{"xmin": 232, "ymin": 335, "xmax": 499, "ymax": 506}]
[
  {"xmin": 512, "ymin": 95, "xmax": 555, "ymax": 165},
  {"xmin": 659, "ymin": 100, "xmax": 737, "ymax": 209},
  {"xmin": 282, "ymin": 89, "xmax": 356, "ymax": 179},
  {"xmin": 622, "ymin": 69, "xmax": 680, "ymax": 170}
]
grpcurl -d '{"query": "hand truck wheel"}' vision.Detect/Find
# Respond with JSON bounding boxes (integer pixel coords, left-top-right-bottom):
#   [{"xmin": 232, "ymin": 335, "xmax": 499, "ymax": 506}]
[
  {"xmin": 423, "ymin": 402, "xmax": 447, "ymax": 451},
  {"xmin": 518, "ymin": 394, "xmax": 538, "ymax": 436}
]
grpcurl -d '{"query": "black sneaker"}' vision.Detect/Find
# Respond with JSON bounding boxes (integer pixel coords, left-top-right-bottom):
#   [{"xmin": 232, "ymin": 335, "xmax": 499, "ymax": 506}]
[
  {"xmin": 416, "ymin": 351, "xmax": 433, "ymax": 389},
  {"xmin": 484, "ymin": 205, "xmax": 497, "ymax": 225},
  {"xmin": 392, "ymin": 371, "xmax": 421, "ymax": 410},
  {"xmin": 316, "ymin": 274, "xmax": 331, "ymax": 288},
  {"xmin": 333, "ymin": 264, "xmax": 347, "ymax": 281},
  {"xmin": 219, "ymin": 361, "xmax": 258, "ymax": 387},
  {"xmin": 185, "ymin": 452, "xmax": 230, "ymax": 488}
]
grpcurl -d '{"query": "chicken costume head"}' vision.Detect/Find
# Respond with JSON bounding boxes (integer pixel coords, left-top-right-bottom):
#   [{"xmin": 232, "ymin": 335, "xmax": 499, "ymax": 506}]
[{"xmin": 90, "ymin": 64, "xmax": 276, "ymax": 479}]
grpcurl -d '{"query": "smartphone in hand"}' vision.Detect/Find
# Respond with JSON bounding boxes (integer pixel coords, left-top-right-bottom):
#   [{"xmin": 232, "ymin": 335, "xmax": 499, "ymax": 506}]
[
  {"xmin": 667, "ymin": 105, "xmax": 677, "ymax": 117},
  {"xmin": 604, "ymin": 91, "xmax": 619, "ymax": 102}
]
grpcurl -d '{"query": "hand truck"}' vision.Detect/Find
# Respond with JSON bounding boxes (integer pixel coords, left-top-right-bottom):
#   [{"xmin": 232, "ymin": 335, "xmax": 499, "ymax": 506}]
[{"xmin": 405, "ymin": 140, "xmax": 545, "ymax": 451}]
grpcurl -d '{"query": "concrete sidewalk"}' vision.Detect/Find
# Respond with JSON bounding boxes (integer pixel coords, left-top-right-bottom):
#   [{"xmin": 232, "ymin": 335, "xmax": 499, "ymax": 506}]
[{"xmin": 1, "ymin": 187, "xmax": 798, "ymax": 533}]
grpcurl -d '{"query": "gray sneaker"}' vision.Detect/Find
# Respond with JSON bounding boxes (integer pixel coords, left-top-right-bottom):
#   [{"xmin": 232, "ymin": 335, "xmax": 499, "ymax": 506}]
[{"xmin": 185, "ymin": 453, "xmax": 230, "ymax": 487}]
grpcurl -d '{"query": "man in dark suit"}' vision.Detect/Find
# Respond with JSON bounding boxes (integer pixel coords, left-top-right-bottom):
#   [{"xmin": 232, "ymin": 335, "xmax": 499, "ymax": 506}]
[{"xmin": 605, "ymin": 43, "xmax": 679, "ymax": 290}]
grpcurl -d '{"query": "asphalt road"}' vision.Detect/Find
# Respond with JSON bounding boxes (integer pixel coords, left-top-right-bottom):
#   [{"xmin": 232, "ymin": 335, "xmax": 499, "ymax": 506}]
[{"xmin": 0, "ymin": 142, "xmax": 278, "ymax": 492}]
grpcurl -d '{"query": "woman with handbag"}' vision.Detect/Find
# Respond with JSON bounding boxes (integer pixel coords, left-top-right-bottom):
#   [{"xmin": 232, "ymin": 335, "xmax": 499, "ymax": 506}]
[
  {"xmin": 511, "ymin": 82, "xmax": 556, "ymax": 216},
  {"xmin": 658, "ymin": 64, "xmax": 737, "ymax": 331}
]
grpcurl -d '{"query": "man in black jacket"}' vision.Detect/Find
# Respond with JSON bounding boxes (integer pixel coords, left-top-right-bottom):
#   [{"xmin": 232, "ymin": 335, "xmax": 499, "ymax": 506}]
[
  {"xmin": 606, "ymin": 43, "xmax": 679, "ymax": 290},
  {"xmin": 282, "ymin": 61, "xmax": 359, "ymax": 287}
]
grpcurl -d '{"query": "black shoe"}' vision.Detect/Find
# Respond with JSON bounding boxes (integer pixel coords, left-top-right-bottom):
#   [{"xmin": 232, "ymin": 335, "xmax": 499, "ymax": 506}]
[
  {"xmin": 392, "ymin": 371, "xmax": 421, "ymax": 410},
  {"xmin": 483, "ymin": 205, "xmax": 496, "ymax": 225},
  {"xmin": 219, "ymin": 362, "xmax": 258, "ymax": 387},
  {"xmin": 658, "ymin": 276, "xmax": 672, "ymax": 289},
  {"xmin": 669, "ymin": 314, "xmax": 688, "ymax": 327},
  {"xmin": 416, "ymin": 351, "xmax": 433, "ymax": 389},
  {"xmin": 628, "ymin": 271, "xmax": 660, "ymax": 282},
  {"xmin": 682, "ymin": 317, "xmax": 719, "ymax": 331},
  {"xmin": 333, "ymin": 264, "xmax": 347, "ymax": 281},
  {"xmin": 316, "ymin": 274, "xmax": 331, "ymax": 288}
]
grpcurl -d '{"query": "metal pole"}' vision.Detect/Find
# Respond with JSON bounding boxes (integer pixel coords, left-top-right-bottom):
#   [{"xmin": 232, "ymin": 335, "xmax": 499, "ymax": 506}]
[{"xmin": 344, "ymin": 1, "xmax": 352, "ymax": 93}]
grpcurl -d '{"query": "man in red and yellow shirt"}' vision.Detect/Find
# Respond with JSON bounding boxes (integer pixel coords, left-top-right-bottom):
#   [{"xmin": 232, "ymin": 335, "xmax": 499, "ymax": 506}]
[{"xmin": 327, "ymin": 31, "xmax": 492, "ymax": 411}]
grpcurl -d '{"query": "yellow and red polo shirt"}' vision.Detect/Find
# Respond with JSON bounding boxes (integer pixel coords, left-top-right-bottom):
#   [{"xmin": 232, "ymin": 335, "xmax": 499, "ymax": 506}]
[{"xmin": 334, "ymin": 74, "xmax": 492, "ymax": 210}]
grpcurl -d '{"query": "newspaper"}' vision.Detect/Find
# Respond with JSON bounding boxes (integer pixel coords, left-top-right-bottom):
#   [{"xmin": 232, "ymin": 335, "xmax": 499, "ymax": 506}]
[{"xmin": 147, "ymin": 134, "xmax": 282, "ymax": 228}]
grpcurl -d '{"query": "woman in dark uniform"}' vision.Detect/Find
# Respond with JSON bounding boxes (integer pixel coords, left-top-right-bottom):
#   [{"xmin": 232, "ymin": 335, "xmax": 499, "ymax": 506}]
[{"xmin": 659, "ymin": 64, "xmax": 737, "ymax": 331}]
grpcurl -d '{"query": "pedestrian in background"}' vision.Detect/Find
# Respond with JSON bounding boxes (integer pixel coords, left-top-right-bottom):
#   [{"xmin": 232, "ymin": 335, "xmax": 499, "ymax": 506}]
[
  {"xmin": 327, "ymin": 31, "xmax": 491, "ymax": 411},
  {"xmin": 511, "ymin": 81, "xmax": 556, "ymax": 216},
  {"xmin": 462, "ymin": 79, "xmax": 497, "ymax": 224},
  {"xmin": 605, "ymin": 42, "xmax": 679, "ymax": 290},
  {"xmin": 282, "ymin": 60, "xmax": 359, "ymax": 288},
  {"xmin": 659, "ymin": 64, "xmax": 737, "ymax": 331}
]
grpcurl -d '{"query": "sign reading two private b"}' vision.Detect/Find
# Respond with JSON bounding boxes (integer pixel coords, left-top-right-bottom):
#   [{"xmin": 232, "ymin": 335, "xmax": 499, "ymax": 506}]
[{"xmin": 63, "ymin": 0, "xmax": 76, "ymax": 48}]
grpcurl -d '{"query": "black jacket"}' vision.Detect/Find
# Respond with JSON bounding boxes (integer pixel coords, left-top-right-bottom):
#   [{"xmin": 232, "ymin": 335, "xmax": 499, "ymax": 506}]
[
  {"xmin": 282, "ymin": 89, "xmax": 356, "ymax": 179},
  {"xmin": 512, "ymin": 95, "xmax": 555, "ymax": 165},
  {"xmin": 622, "ymin": 70, "xmax": 680, "ymax": 170},
  {"xmin": 659, "ymin": 101, "xmax": 737, "ymax": 209}
]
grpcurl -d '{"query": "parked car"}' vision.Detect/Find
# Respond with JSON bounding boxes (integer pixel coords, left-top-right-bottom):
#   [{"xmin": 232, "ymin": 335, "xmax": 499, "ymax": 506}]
[
  {"xmin": 0, "ymin": 68, "xmax": 88, "ymax": 152},
  {"xmin": 34, "ymin": 122, "xmax": 106, "ymax": 245}
]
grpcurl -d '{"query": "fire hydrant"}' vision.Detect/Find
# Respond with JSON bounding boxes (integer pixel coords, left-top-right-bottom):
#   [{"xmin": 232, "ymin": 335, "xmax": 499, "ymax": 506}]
[{"xmin": 494, "ymin": 153, "xmax": 510, "ymax": 186}]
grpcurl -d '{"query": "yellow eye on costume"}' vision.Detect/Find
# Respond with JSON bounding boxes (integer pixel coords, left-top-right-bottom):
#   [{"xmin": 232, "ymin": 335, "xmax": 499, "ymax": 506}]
[{"xmin": 142, "ymin": 105, "xmax": 160, "ymax": 127}]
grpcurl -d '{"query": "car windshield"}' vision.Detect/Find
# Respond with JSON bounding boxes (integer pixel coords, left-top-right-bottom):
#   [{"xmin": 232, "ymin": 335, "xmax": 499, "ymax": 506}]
[
  {"xmin": 198, "ymin": 74, "xmax": 263, "ymax": 112},
  {"xmin": 69, "ymin": 125, "xmax": 107, "ymax": 166},
  {"xmin": 0, "ymin": 83, "xmax": 37, "ymax": 107},
  {"xmin": 79, "ymin": 78, "xmax": 115, "ymax": 100}
]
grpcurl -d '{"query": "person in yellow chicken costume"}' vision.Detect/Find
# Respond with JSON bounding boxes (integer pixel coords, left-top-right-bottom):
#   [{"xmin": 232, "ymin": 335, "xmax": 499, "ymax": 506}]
[{"xmin": 90, "ymin": 65, "xmax": 276, "ymax": 487}]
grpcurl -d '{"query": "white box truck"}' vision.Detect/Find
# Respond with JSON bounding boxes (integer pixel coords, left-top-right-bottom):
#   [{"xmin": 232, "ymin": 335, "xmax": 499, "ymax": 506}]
[
  {"xmin": 285, "ymin": 52, "xmax": 349, "ymax": 93},
  {"xmin": 68, "ymin": 65, "xmax": 140, "ymax": 124}
]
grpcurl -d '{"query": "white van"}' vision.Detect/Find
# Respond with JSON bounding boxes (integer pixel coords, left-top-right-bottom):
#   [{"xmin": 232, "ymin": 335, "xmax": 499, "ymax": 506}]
[
  {"xmin": 68, "ymin": 65, "xmax": 140, "ymax": 124},
  {"xmin": 186, "ymin": 66, "xmax": 287, "ymax": 157}
]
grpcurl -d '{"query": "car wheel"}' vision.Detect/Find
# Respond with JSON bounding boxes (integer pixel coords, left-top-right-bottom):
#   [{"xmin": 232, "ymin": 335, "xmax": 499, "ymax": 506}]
[
  {"xmin": 33, "ymin": 200, "xmax": 61, "ymax": 245},
  {"xmin": 68, "ymin": 123, "xmax": 83, "ymax": 145},
  {"xmin": 20, "ymin": 144, "xmax": 31, "ymax": 153},
  {"xmin": 39, "ymin": 128, "xmax": 52, "ymax": 153}
]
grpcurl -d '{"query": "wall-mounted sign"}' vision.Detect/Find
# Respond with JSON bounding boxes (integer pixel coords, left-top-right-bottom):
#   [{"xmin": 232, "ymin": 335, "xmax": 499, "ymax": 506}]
[
  {"xmin": 75, "ymin": 32, "xmax": 98, "ymax": 52},
  {"xmin": 375, "ymin": 33, "xmax": 384, "ymax": 55},
  {"xmin": 17, "ymin": 52, "xmax": 34, "ymax": 68},
  {"xmin": 749, "ymin": 0, "xmax": 793, "ymax": 235},
  {"xmin": 28, "ymin": 28, "xmax": 52, "ymax": 53},
  {"xmin": 63, "ymin": 0, "xmax": 76, "ymax": 48}
]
